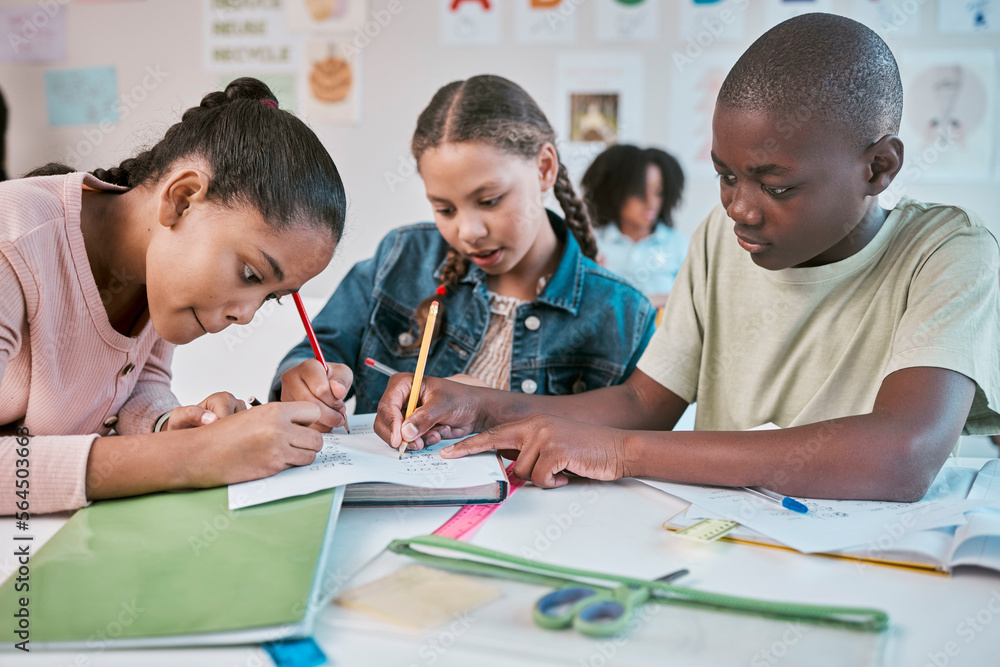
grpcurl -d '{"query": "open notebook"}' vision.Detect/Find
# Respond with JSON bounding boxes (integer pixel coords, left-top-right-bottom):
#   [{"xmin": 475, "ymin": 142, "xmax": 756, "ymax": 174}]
[
  {"xmin": 0, "ymin": 486, "xmax": 344, "ymax": 649},
  {"xmin": 663, "ymin": 460, "xmax": 1000, "ymax": 574},
  {"xmin": 229, "ymin": 414, "xmax": 510, "ymax": 510}
]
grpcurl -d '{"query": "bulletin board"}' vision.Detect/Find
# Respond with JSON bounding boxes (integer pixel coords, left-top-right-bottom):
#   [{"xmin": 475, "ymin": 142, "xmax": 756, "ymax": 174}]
[{"xmin": 0, "ymin": 0, "xmax": 998, "ymax": 299}]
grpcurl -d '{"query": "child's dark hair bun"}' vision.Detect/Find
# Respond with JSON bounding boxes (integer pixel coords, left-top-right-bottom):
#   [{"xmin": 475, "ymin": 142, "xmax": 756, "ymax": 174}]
[{"xmin": 199, "ymin": 77, "xmax": 279, "ymax": 111}]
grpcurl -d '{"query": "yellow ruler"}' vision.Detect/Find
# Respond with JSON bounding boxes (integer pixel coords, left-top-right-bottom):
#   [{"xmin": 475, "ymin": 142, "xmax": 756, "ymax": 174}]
[{"xmin": 671, "ymin": 518, "xmax": 740, "ymax": 542}]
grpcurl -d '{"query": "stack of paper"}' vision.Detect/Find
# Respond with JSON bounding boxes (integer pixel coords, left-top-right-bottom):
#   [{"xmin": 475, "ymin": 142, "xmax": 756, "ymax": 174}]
[{"xmin": 643, "ymin": 460, "xmax": 999, "ymax": 569}]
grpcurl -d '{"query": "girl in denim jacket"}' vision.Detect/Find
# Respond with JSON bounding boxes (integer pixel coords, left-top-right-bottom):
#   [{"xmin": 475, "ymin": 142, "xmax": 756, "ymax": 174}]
[{"xmin": 272, "ymin": 75, "xmax": 655, "ymax": 426}]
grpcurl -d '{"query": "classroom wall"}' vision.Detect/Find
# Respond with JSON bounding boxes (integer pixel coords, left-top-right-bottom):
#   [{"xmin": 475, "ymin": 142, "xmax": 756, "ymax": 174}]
[{"xmin": 1, "ymin": 0, "xmax": 998, "ymax": 303}]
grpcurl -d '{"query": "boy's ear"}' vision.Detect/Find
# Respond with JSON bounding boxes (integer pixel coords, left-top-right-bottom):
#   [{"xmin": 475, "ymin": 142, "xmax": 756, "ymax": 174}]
[
  {"xmin": 863, "ymin": 135, "xmax": 904, "ymax": 196},
  {"xmin": 157, "ymin": 169, "xmax": 211, "ymax": 229},
  {"xmin": 537, "ymin": 142, "xmax": 559, "ymax": 192}
]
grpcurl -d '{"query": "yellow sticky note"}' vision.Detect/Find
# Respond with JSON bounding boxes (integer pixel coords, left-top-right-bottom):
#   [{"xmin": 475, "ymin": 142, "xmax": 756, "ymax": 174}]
[{"xmin": 335, "ymin": 564, "xmax": 502, "ymax": 631}]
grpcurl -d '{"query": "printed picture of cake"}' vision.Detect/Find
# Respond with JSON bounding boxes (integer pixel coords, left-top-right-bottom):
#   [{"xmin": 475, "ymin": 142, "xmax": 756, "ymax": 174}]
[
  {"xmin": 301, "ymin": 39, "xmax": 363, "ymax": 123},
  {"xmin": 305, "ymin": 0, "xmax": 345, "ymax": 22},
  {"xmin": 309, "ymin": 55, "xmax": 353, "ymax": 103}
]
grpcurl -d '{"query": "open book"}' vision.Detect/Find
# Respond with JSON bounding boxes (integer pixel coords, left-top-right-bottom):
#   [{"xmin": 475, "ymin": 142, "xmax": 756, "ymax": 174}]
[
  {"xmin": 228, "ymin": 414, "xmax": 510, "ymax": 510},
  {"xmin": 661, "ymin": 460, "xmax": 1000, "ymax": 574}
]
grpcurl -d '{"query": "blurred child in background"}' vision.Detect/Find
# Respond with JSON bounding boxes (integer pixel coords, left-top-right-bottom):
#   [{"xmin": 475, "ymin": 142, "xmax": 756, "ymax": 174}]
[{"xmin": 581, "ymin": 145, "xmax": 687, "ymax": 308}]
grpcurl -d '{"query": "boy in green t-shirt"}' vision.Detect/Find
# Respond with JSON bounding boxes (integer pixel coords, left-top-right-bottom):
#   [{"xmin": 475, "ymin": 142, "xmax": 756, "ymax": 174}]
[{"xmin": 373, "ymin": 13, "xmax": 1000, "ymax": 502}]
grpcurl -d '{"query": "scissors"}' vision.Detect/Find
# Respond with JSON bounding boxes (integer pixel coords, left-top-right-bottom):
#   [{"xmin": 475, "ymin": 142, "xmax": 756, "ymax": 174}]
[{"xmin": 532, "ymin": 569, "xmax": 689, "ymax": 637}]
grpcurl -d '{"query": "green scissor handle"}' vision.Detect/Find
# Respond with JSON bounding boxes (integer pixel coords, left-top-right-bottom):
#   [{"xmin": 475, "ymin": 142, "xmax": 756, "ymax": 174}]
[{"xmin": 533, "ymin": 570, "xmax": 687, "ymax": 637}]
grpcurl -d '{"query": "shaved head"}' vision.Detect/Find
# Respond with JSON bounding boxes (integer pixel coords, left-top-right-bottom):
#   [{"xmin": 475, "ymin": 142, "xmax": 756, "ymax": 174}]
[{"xmin": 717, "ymin": 13, "xmax": 903, "ymax": 152}]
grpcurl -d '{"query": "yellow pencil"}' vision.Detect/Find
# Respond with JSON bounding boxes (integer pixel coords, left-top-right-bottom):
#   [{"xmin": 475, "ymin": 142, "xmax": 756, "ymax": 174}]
[{"xmin": 399, "ymin": 301, "xmax": 439, "ymax": 459}]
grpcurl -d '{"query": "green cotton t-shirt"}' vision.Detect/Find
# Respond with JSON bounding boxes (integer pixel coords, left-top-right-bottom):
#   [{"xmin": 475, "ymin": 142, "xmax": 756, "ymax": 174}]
[{"xmin": 637, "ymin": 198, "xmax": 1000, "ymax": 436}]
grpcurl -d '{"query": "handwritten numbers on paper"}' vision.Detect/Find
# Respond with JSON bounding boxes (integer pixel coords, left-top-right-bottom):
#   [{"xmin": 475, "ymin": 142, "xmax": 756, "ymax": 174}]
[
  {"xmin": 401, "ymin": 450, "xmax": 455, "ymax": 475},
  {"xmin": 309, "ymin": 443, "xmax": 355, "ymax": 471}
]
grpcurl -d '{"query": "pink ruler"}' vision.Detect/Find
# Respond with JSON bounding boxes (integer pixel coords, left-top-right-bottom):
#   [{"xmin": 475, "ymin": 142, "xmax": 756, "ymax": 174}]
[{"xmin": 432, "ymin": 461, "xmax": 526, "ymax": 541}]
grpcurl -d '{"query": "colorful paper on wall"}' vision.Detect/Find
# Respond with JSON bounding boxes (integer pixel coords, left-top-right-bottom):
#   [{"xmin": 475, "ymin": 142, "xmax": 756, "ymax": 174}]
[
  {"xmin": 938, "ymin": 0, "xmax": 1000, "ymax": 34},
  {"xmin": 44, "ymin": 66, "xmax": 119, "ymax": 128},
  {"xmin": 299, "ymin": 38, "xmax": 362, "ymax": 123},
  {"xmin": 514, "ymin": 0, "xmax": 578, "ymax": 44},
  {"xmin": 0, "ymin": 5, "xmax": 67, "ymax": 63},
  {"xmin": 677, "ymin": 0, "xmax": 745, "ymax": 43},
  {"xmin": 894, "ymin": 49, "xmax": 996, "ymax": 184},
  {"xmin": 851, "ymin": 0, "xmax": 922, "ymax": 37},
  {"xmin": 668, "ymin": 50, "xmax": 740, "ymax": 181},
  {"xmin": 594, "ymin": 0, "xmax": 658, "ymax": 42},
  {"xmin": 439, "ymin": 0, "xmax": 502, "ymax": 46},
  {"xmin": 286, "ymin": 0, "xmax": 368, "ymax": 32},
  {"xmin": 763, "ymin": 0, "xmax": 834, "ymax": 30},
  {"xmin": 204, "ymin": 0, "xmax": 299, "ymax": 72},
  {"xmin": 554, "ymin": 52, "xmax": 644, "ymax": 182}
]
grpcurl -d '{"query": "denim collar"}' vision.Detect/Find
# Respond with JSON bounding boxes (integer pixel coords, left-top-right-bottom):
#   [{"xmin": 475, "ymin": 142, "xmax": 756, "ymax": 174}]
[{"xmin": 433, "ymin": 209, "xmax": 584, "ymax": 315}]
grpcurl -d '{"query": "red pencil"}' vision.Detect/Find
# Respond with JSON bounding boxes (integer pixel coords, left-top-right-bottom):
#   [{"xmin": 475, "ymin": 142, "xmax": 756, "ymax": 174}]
[
  {"xmin": 293, "ymin": 293, "xmax": 327, "ymax": 371},
  {"xmin": 292, "ymin": 293, "xmax": 349, "ymax": 433}
]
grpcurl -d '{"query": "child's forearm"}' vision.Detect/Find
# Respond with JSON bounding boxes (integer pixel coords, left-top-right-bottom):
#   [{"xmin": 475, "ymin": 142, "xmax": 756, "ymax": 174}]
[
  {"xmin": 85, "ymin": 431, "xmax": 195, "ymax": 501},
  {"xmin": 623, "ymin": 413, "xmax": 949, "ymax": 502},
  {"xmin": 480, "ymin": 371, "xmax": 686, "ymax": 432}
]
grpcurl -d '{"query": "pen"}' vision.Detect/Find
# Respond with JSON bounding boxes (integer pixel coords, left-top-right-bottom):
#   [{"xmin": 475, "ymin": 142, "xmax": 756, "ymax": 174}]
[
  {"xmin": 742, "ymin": 487, "xmax": 809, "ymax": 514},
  {"xmin": 292, "ymin": 292, "xmax": 349, "ymax": 433},
  {"xmin": 365, "ymin": 357, "xmax": 400, "ymax": 377},
  {"xmin": 247, "ymin": 396, "xmax": 263, "ymax": 407},
  {"xmin": 400, "ymin": 301, "xmax": 439, "ymax": 459}
]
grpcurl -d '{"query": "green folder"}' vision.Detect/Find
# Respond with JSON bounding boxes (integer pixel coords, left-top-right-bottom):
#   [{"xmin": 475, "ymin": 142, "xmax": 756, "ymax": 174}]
[{"xmin": 0, "ymin": 485, "xmax": 344, "ymax": 649}]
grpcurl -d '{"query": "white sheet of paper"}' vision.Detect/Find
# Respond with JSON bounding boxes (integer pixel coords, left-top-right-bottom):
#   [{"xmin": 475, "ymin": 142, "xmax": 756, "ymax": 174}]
[
  {"xmin": 228, "ymin": 414, "xmax": 505, "ymax": 510},
  {"xmin": 967, "ymin": 459, "xmax": 1000, "ymax": 504},
  {"xmin": 468, "ymin": 478, "xmax": 693, "ymax": 581},
  {"xmin": 639, "ymin": 463, "xmax": 985, "ymax": 554},
  {"xmin": 949, "ymin": 509, "xmax": 1000, "ymax": 570}
]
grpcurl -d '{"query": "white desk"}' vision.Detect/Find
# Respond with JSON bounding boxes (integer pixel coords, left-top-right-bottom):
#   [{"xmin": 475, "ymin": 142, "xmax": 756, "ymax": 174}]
[{"xmin": 2, "ymin": 459, "xmax": 998, "ymax": 666}]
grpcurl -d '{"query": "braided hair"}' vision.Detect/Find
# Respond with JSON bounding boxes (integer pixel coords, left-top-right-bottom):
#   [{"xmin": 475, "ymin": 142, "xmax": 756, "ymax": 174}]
[
  {"xmin": 24, "ymin": 78, "xmax": 345, "ymax": 240},
  {"xmin": 408, "ymin": 74, "xmax": 597, "ymax": 342}
]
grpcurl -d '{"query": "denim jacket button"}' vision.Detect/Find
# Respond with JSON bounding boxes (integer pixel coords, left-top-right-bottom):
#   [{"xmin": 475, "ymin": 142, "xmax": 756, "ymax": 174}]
[
  {"xmin": 398, "ymin": 331, "xmax": 415, "ymax": 347},
  {"xmin": 524, "ymin": 316, "xmax": 541, "ymax": 331},
  {"xmin": 521, "ymin": 379, "xmax": 538, "ymax": 394}
]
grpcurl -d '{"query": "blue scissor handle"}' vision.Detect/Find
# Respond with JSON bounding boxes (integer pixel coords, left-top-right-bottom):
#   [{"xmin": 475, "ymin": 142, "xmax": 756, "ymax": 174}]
[
  {"xmin": 534, "ymin": 586, "xmax": 600, "ymax": 629},
  {"xmin": 533, "ymin": 570, "xmax": 688, "ymax": 637}
]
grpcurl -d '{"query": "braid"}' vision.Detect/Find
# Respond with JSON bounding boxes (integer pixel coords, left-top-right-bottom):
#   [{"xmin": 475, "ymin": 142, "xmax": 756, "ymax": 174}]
[
  {"xmin": 407, "ymin": 249, "xmax": 470, "ymax": 351},
  {"xmin": 90, "ymin": 156, "xmax": 144, "ymax": 187},
  {"xmin": 553, "ymin": 162, "xmax": 598, "ymax": 260},
  {"xmin": 439, "ymin": 248, "xmax": 471, "ymax": 287}
]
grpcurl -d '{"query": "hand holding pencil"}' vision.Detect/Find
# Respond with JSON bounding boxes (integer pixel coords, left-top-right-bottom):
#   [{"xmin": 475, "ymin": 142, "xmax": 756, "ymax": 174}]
[
  {"xmin": 277, "ymin": 294, "xmax": 354, "ymax": 433},
  {"xmin": 399, "ymin": 301, "xmax": 439, "ymax": 458}
]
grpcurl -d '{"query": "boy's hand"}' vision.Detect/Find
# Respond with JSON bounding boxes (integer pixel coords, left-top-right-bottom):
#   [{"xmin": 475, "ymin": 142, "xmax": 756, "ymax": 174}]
[
  {"xmin": 375, "ymin": 375, "xmax": 484, "ymax": 452},
  {"xmin": 440, "ymin": 414, "xmax": 631, "ymax": 489},
  {"xmin": 162, "ymin": 391, "xmax": 247, "ymax": 430},
  {"xmin": 280, "ymin": 359, "xmax": 353, "ymax": 432},
  {"xmin": 184, "ymin": 401, "xmax": 324, "ymax": 487}
]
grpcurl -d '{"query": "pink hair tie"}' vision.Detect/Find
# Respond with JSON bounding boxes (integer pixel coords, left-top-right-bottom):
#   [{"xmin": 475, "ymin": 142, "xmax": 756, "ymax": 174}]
[{"xmin": 262, "ymin": 99, "xmax": 279, "ymax": 109}]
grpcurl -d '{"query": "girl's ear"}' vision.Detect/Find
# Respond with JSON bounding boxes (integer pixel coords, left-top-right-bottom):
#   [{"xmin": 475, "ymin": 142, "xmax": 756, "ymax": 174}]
[
  {"xmin": 157, "ymin": 169, "xmax": 211, "ymax": 229},
  {"xmin": 863, "ymin": 134, "xmax": 903, "ymax": 196},
  {"xmin": 537, "ymin": 142, "xmax": 559, "ymax": 192}
]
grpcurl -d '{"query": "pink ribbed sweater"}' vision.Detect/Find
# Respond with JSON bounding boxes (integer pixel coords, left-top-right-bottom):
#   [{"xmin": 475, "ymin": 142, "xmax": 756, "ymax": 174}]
[{"xmin": 0, "ymin": 173, "xmax": 179, "ymax": 514}]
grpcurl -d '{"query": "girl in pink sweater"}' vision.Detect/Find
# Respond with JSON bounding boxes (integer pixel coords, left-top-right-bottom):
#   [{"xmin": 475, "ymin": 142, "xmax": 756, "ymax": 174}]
[{"xmin": 1, "ymin": 78, "xmax": 346, "ymax": 514}]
